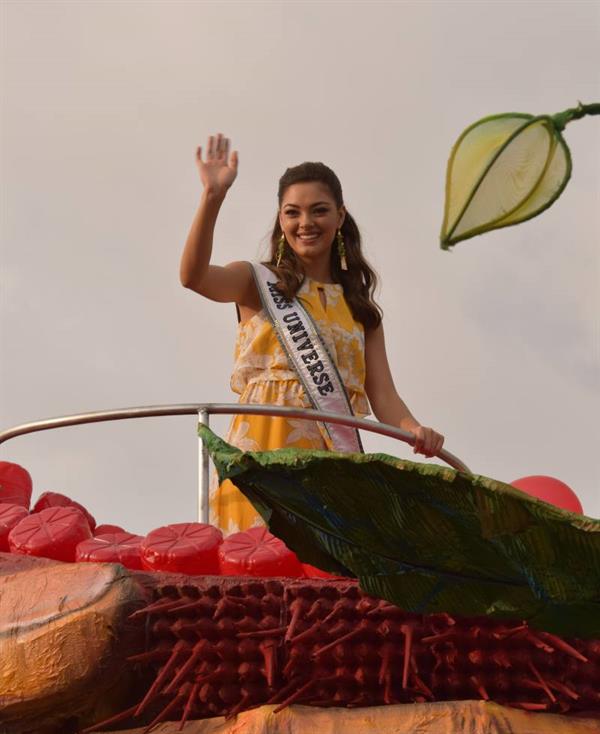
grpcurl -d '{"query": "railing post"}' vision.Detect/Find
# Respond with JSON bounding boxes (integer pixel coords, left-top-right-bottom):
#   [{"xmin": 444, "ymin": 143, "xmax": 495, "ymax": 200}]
[{"xmin": 198, "ymin": 408, "xmax": 210, "ymax": 523}]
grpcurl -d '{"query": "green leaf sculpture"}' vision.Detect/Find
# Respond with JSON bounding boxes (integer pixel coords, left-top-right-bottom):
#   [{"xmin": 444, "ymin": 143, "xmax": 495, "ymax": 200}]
[
  {"xmin": 200, "ymin": 424, "xmax": 600, "ymax": 638},
  {"xmin": 440, "ymin": 102, "xmax": 600, "ymax": 249}
]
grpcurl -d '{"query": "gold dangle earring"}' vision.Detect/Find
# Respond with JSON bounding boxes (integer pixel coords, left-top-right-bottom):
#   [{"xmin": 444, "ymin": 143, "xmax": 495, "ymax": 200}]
[
  {"xmin": 336, "ymin": 229, "xmax": 348, "ymax": 271},
  {"xmin": 276, "ymin": 233, "xmax": 285, "ymax": 267}
]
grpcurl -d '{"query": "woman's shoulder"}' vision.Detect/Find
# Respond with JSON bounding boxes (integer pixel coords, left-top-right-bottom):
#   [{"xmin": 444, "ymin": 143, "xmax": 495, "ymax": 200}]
[
  {"xmin": 218, "ymin": 260, "xmax": 262, "ymax": 313},
  {"xmin": 223, "ymin": 259, "xmax": 253, "ymax": 276},
  {"xmin": 230, "ymin": 260, "xmax": 284, "ymax": 281}
]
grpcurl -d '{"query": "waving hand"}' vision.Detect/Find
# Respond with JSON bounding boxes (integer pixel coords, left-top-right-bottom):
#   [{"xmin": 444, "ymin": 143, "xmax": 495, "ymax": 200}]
[{"xmin": 196, "ymin": 133, "xmax": 238, "ymax": 196}]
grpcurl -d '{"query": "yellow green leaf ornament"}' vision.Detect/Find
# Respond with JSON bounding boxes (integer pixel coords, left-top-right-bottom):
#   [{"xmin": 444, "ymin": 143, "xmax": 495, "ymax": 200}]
[{"xmin": 440, "ymin": 102, "xmax": 600, "ymax": 249}]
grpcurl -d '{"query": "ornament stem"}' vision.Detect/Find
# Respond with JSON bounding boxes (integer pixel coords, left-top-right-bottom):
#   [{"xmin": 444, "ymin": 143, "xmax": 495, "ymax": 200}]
[{"xmin": 552, "ymin": 101, "xmax": 600, "ymax": 131}]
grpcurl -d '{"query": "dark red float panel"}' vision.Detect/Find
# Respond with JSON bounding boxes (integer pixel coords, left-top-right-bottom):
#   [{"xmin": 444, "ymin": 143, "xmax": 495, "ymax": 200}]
[{"xmin": 89, "ymin": 576, "xmax": 599, "ymax": 732}]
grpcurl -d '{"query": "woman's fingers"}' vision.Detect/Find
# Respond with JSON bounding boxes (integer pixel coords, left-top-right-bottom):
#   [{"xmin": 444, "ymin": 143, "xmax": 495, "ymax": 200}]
[
  {"xmin": 216, "ymin": 133, "xmax": 225, "ymax": 159},
  {"xmin": 426, "ymin": 428, "xmax": 435, "ymax": 457},
  {"xmin": 422, "ymin": 429, "xmax": 434, "ymax": 458},
  {"xmin": 207, "ymin": 135, "xmax": 215, "ymax": 159},
  {"xmin": 196, "ymin": 134, "xmax": 238, "ymax": 192},
  {"xmin": 434, "ymin": 433, "xmax": 445, "ymax": 456},
  {"xmin": 204, "ymin": 133, "xmax": 234, "ymax": 164},
  {"xmin": 423, "ymin": 428, "xmax": 440, "ymax": 458},
  {"xmin": 412, "ymin": 429, "xmax": 423, "ymax": 454}
]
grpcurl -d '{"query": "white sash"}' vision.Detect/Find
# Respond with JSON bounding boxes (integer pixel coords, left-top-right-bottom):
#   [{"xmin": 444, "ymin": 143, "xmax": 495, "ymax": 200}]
[{"xmin": 251, "ymin": 263, "xmax": 363, "ymax": 454}]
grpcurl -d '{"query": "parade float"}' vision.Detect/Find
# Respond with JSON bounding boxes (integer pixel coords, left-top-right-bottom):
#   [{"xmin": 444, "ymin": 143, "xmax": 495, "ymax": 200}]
[{"xmin": 1, "ymin": 102, "xmax": 599, "ymax": 733}]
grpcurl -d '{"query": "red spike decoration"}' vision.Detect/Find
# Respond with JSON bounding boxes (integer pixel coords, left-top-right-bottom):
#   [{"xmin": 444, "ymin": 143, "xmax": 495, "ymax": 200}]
[
  {"xmin": 285, "ymin": 598, "xmax": 305, "ymax": 641},
  {"xmin": 259, "ymin": 639, "xmax": 278, "ymax": 687},
  {"xmin": 80, "ymin": 704, "xmax": 140, "ymax": 734},
  {"xmin": 273, "ymin": 678, "xmax": 316, "ymax": 713},
  {"xmin": 80, "ymin": 575, "xmax": 599, "ymax": 730},
  {"xmin": 178, "ymin": 681, "xmax": 200, "ymax": 730},
  {"xmin": 134, "ymin": 640, "xmax": 188, "ymax": 716},
  {"xmin": 401, "ymin": 622, "xmax": 415, "ymax": 689}
]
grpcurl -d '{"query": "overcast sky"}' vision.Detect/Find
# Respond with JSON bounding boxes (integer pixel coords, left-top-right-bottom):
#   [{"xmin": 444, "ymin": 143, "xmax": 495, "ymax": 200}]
[{"xmin": 1, "ymin": 0, "xmax": 599, "ymax": 535}]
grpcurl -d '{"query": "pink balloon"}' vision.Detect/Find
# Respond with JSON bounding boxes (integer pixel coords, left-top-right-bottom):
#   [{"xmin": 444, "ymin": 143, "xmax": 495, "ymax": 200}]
[{"xmin": 510, "ymin": 475, "xmax": 583, "ymax": 514}]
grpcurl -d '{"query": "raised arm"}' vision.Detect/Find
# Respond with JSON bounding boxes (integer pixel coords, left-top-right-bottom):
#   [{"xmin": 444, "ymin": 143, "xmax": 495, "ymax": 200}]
[
  {"xmin": 364, "ymin": 323, "xmax": 444, "ymax": 458},
  {"xmin": 180, "ymin": 133, "xmax": 256, "ymax": 307}
]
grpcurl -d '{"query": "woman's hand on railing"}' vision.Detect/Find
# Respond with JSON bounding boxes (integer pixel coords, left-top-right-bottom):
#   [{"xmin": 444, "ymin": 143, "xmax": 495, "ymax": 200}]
[{"xmin": 411, "ymin": 425, "xmax": 445, "ymax": 459}]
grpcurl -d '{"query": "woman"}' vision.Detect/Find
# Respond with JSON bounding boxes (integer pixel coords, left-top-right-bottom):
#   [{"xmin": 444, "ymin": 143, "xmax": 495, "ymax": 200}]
[{"xmin": 180, "ymin": 133, "xmax": 444, "ymax": 534}]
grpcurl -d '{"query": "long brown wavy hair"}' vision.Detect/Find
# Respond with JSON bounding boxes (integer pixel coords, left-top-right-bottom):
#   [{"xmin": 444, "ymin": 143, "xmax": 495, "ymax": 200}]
[{"xmin": 264, "ymin": 162, "xmax": 383, "ymax": 331}]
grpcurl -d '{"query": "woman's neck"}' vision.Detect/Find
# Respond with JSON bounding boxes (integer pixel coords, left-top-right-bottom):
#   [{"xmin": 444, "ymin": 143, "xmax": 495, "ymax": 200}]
[{"xmin": 300, "ymin": 257, "xmax": 334, "ymax": 284}]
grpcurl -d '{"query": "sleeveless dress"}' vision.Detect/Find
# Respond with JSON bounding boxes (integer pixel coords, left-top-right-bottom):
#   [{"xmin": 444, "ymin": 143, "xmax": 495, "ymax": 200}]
[{"xmin": 209, "ymin": 275, "xmax": 370, "ymax": 535}]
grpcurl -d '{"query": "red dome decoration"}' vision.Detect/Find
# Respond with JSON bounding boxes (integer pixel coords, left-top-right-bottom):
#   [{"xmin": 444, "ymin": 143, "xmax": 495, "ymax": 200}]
[
  {"xmin": 0, "ymin": 503, "xmax": 29, "ymax": 551},
  {"xmin": 94, "ymin": 523, "xmax": 126, "ymax": 536},
  {"xmin": 76, "ymin": 532, "xmax": 144, "ymax": 570},
  {"xmin": 9, "ymin": 506, "xmax": 93, "ymax": 562},
  {"xmin": 32, "ymin": 491, "xmax": 97, "ymax": 531},
  {"xmin": 219, "ymin": 526, "xmax": 303, "ymax": 577},
  {"xmin": 141, "ymin": 523, "xmax": 223, "ymax": 575},
  {"xmin": 0, "ymin": 461, "xmax": 33, "ymax": 508},
  {"xmin": 302, "ymin": 562, "xmax": 341, "ymax": 579},
  {"xmin": 510, "ymin": 475, "xmax": 584, "ymax": 514}
]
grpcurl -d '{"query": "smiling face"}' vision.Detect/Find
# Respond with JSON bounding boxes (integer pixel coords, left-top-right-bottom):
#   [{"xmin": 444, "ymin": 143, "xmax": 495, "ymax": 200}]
[{"xmin": 279, "ymin": 182, "xmax": 345, "ymax": 267}]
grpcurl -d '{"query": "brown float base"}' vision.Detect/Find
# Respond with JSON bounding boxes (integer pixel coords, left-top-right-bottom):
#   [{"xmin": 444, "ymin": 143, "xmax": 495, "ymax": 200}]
[{"xmin": 97, "ymin": 701, "xmax": 600, "ymax": 734}]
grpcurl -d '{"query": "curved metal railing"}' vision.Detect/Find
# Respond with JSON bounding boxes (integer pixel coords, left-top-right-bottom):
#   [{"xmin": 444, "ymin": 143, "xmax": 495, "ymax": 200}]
[{"xmin": 0, "ymin": 403, "xmax": 471, "ymax": 522}]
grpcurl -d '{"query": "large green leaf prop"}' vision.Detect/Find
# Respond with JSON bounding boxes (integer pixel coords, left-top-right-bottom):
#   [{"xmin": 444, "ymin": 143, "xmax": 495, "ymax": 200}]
[
  {"xmin": 440, "ymin": 102, "xmax": 600, "ymax": 249},
  {"xmin": 200, "ymin": 425, "xmax": 600, "ymax": 638}
]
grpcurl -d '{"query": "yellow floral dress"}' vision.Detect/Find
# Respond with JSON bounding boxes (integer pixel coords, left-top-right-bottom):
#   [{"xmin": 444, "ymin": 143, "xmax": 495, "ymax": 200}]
[{"xmin": 209, "ymin": 275, "xmax": 370, "ymax": 535}]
